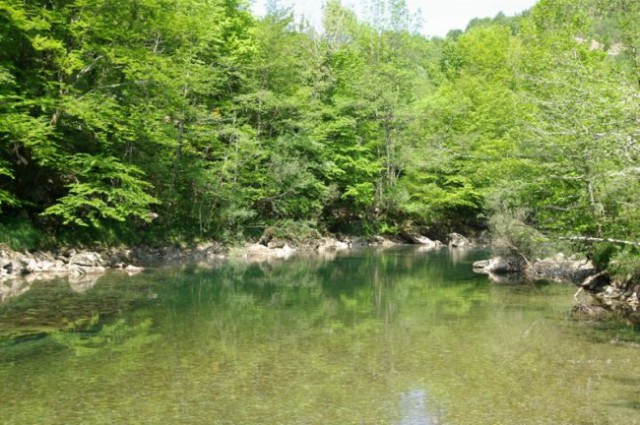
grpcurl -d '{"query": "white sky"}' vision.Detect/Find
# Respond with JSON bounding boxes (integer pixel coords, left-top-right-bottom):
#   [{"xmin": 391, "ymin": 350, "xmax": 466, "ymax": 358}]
[{"xmin": 250, "ymin": 0, "xmax": 539, "ymax": 38}]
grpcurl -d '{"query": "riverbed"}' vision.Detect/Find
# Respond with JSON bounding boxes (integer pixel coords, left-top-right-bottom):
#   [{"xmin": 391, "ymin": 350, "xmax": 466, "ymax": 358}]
[{"xmin": 1, "ymin": 247, "xmax": 639, "ymax": 424}]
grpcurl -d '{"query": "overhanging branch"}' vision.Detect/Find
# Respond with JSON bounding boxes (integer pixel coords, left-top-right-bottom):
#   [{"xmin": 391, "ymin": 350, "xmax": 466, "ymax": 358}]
[{"xmin": 559, "ymin": 236, "xmax": 640, "ymax": 246}]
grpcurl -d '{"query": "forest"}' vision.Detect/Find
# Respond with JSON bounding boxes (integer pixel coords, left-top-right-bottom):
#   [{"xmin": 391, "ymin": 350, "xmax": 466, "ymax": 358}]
[{"xmin": 0, "ymin": 0, "xmax": 639, "ymax": 271}]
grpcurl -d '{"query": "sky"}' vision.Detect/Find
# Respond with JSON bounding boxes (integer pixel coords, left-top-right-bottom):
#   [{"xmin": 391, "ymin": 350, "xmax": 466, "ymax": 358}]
[{"xmin": 250, "ymin": 0, "xmax": 539, "ymax": 38}]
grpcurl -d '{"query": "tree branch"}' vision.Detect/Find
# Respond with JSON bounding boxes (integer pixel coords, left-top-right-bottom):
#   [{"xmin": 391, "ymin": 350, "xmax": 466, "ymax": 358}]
[{"xmin": 559, "ymin": 236, "xmax": 640, "ymax": 246}]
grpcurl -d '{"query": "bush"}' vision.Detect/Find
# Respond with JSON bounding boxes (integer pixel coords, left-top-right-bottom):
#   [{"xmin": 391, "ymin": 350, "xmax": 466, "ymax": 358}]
[
  {"xmin": 259, "ymin": 220, "xmax": 322, "ymax": 245},
  {"xmin": 0, "ymin": 218, "xmax": 45, "ymax": 251},
  {"xmin": 488, "ymin": 207, "xmax": 554, "ymax": 260}
]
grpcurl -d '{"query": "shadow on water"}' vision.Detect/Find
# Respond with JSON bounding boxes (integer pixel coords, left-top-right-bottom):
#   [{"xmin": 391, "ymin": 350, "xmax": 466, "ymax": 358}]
[{"xmin": 604, "ymin": 376, "xmax": 640, "ymax": 411}]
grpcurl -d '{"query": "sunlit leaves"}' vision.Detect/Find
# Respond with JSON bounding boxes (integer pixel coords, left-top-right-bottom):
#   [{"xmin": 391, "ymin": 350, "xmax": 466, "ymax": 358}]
[{"xmin": 43, "ymin": 155, "xmax": 159, "ymax": 227}]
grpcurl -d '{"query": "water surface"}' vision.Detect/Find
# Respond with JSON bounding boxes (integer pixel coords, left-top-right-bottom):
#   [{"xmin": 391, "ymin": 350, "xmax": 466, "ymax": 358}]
[{"xmin": 1, "ymin": 247, "xmax": 639, "ymax": 424}]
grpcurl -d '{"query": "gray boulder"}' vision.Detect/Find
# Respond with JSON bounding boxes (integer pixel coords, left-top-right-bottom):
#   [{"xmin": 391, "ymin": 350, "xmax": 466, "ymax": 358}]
[
  {"xmin": 473, "ymin": 256, "xmax": 524, "ymax": 274},
  {"xmin": 404, "ymin": 233, "xmax": 441, "ymax": 248},
  {"xmin": 68, "ymin": 252, "xmax": 106, "ymax": 276},
  {"xmin": 447, "ymin": 233, "xmax": 472, "ymax": 248},
  {"xmin": 317, "ymin": 237, "xmax": 349, "ymax": 252},
  {"xmin": 531, "ymin": 255, "xmax": 595, "ymax": 283},
  {"xmin": 69, "ymin": 252, "xmax": 104, "ymax": 268}
]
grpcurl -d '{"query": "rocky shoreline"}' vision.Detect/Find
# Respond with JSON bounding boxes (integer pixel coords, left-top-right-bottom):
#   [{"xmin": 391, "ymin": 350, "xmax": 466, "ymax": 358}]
[
  {"xmin": 472, "ymin": 254, "xmax": 597, "ymax": 284},
  {"xmin": 5, "ymin": 231, "xmax": 636, "ymax": 322},
  {"xmin": 473, "ymin": 253, "xmax": 640, "ymax": 321},
  {"xmin": 1, "ymin": 232, "xmax": 474, "ymax": 303}
]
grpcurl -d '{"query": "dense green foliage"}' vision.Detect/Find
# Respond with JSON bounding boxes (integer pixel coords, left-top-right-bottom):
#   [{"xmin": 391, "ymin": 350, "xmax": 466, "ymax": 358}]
[{"xmin": 0, "ymin": 0, "xmax": 638, "ymax": 254}]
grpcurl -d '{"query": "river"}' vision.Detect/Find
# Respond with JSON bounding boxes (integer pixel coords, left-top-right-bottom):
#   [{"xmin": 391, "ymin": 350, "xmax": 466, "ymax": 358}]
[{"xmin": 1, "ymin": 247, "xmax": 639, "ymax": 424}]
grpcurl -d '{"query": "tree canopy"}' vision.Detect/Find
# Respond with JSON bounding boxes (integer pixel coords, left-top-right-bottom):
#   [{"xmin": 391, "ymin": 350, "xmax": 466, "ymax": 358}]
[{"xmin": 0, "ymin": 0, "xmax": 638, "ymax": 263}]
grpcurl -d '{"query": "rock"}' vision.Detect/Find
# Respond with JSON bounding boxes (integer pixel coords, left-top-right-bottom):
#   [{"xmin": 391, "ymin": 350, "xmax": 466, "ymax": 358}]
[
  {"xmin": 23, "ymin": 258, "xmax": 41, "ymax": 273},
  {"xmin": 475, "ymin": 253, "xmax": 599, "ymax": 287},
  {"xmin": 267, "ymin": 240, "xmax": 286, "ymax": 249},
  {"xmin": 69, "ymin": 265, "xmax": 105, "ymax": 277},
  {"xmin": 378, "ymin": 237, "xmax": 399, "ymax": 248},
  {"xmin": 347, "ymin": 237, "xmax": 371, "ymax": 248},
  {"xmin": 532, "ymin": 256, "xmax": 595, "ymax": 283},
  {"xmin": 579, "ymin": 270, "xmax": 610, "ymax": 291},
  {"xmin": 571, "ymin": 303, "xmax": 611, "ymax": 321},
  {"xmin": 370, "ymin": 236, "xmax": 399, "ymax": 248},
  {"xmin": 275, "ymin": 244, "xmax": 295, "ymax": 258},
  {"xmin": 245, "ymin": 243, "xmax": 272, "ymax": 257},
  {"xmin": 317, "ymin": 237, "xmax": 349, "ymax": 252},
  {"xmin": 484, "ymin": 272, "xmax": 525, "ymax": 285},
  {"xmin": 67, "ymin": 252, "xmax": 106, "ymax": 278},
  {"xmin": 195, "ymin": 242, "xmax": 225, "ymax": 259},
  {"xmin": 242, "ymin": 243, "xmax": 295, "ymax": 261},
  {"xmin": 629, "ymin": 290, "xmax": 640, "ymax": 310},
  {"xmin": 404, "ymin": 233, "xmax": 440, "ymax": 248},
  {"xmin": 473, "ymin": 256, "xmax": 524, "ymax": 274},
  {"xmin": 472, "ymin": 260, "xmax": 490, "ymax": 269},
  {"xmin": 1, "ymin": 258, "xmax": 24, "ymax": 276},
  {"xmin": 124, "ymin": 264, "xmax": 144, "ymax": 276},
  {"xmin": 69, "ymin": 252, "xmax": 104, "ymax": 268},
  {"xmin": 447, "ymin": 233, "xmax": 472, "ymax": 248},
  {"xmin": 101, "ymin": 247, "xmax": 134, "ymax": 268}
]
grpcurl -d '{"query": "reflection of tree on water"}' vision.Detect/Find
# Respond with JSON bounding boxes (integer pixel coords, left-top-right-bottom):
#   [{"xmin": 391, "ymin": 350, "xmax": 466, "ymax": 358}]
[
  {"xmin": 0, "ymin": 274, "xmax": 157, "ymax": 341},
  {"xmin": 51, "ymin": 318, "xmax": 159, "ymax": 357},
  {"xmin": 3, "ymin": 248, "xmax": 639, "ymax": 424}
]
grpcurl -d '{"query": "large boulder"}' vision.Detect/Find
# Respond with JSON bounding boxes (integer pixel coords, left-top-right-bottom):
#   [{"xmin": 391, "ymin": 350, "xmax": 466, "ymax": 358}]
[
  {"xmin": 473, "ymin": 256, "xmax": 524, "ymax": 274},
  {"xmin": 101, "ymin": 247, "xmax": 136, "ymax": 268},
  {"xmin": 316, "ymin": 237, "xmax": 349, "ymax": 252},
  {"xmin": 346, "ymin": 237, "xmax": 371, "ymax": 248},
  {"xmin": 1, "ymin": 258, "xmax": 25, "ymax": 276},
  {"xmin": 447, "ymin": 233, "xmax": 472, "ymax": 248},
  {"xmin": 193, "ymin": 242, "xmax": 225, "ymax": 260},
  {"xmin": 531, "ymin": 254, "xmax": 595, "ymax": 283},
  {"xmin": 404, "ymin": 233, "xmax": 441, "ymax": 248},
  {"xmin": 474, "ymin": 253, "xmax": 598, "ymax": 284},
  {"xmin": 0, "ymin": 248, "xmax": 29, "ymax": 277},
  {"xmin": 242, "ymin": 243, "xmax": 295, "ymax": 261},
  {"xmin": 68, "ymin": 251, "xmax": 105, "ymax": 276},
  {"xmin": 69, "ymin": 252, "xmax": 104, "ymax": 268}
]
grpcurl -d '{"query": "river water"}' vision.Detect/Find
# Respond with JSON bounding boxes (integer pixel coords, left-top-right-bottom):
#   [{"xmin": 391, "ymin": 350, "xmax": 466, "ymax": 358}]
[{"xmin": 1, "ymin": 247, "xmax": 639, "ymax": 424}]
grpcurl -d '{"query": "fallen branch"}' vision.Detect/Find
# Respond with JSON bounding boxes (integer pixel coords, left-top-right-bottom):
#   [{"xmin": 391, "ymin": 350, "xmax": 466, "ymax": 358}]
[{"xmin": 559, "ymin": 236, "xmax": 640, "ymax": 247}]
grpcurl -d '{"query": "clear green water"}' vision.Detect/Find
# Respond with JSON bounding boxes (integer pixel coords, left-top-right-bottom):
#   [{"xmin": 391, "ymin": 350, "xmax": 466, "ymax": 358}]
[{"xmin": 1, "ymin": 247, "xmax": 639, "ymax": 425}]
